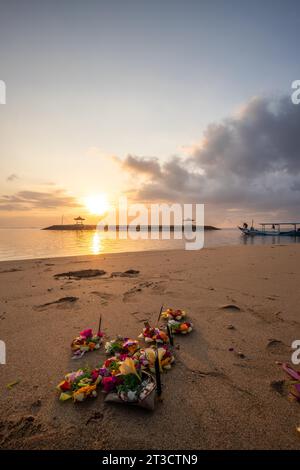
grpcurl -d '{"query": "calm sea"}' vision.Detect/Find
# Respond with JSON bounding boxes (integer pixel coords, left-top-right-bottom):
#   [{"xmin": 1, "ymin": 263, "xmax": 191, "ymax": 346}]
[{"xmin": 0, "ymin": 227, "xmax": 299, "ymax": 261}]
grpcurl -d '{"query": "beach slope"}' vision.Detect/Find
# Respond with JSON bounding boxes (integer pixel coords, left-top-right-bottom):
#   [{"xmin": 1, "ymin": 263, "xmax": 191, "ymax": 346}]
[{"xmin": 0, "ymin": 245, "xmax": 300, "ymax": 449}]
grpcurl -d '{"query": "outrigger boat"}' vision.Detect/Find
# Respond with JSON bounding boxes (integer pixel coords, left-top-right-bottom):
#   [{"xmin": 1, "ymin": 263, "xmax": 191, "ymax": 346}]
[{"xmin": 238, "ymin": 222, "xmax": 300, "ymax": 236}]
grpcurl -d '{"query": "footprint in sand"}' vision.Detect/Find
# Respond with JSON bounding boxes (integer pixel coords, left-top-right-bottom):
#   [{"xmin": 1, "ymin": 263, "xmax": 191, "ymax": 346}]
[
  {"xmin": 266, "ymin": 295, "xmax": 279, "ymax": 301},
  {"xmin": 123, "ymin": 286, "xmax": 142, "ymax": 302},
  {"xmin": 270, "ymin": 379, "xmax": 287, "ymax": 396},
  {"xmin": 91, "ymin": 291, "xmax": 114, "ymax": 305},
  {"xmin": 123, "ymin": 281, "xmax": 165, "ymax": 302},
  {"xmin": 220, "ymin": 304, "xmax": 241, "ymax": 312},
  {"xmin": 0, "ymin": 415, "xmax": 42, "ymax": 445},
  {"xmin": 30, "ymin": 399, "xmax": 42, "ymax": 415},
  {"xmin": 34, "ymin": 296, "xmax": 78, "ymax": 311},
  {"xmin": 54, "ymin": 269, "xmax": 106, "ymax": 280},
  {"xmin": 110, "ymin": 269, "xmax": 140, "ymax": 278},
  {"xmin": 131, "ymin": 311, "xmax": 151, "ymax": 323},
  {"xmin": 266, "ymin": 339, "xmax": 289, "ymax": 354},
  {"xmin": 0, "ymin": 268, "xmax": 22, "ymax": 274},
  {"xmin": 85, "ymin": 412, "xmax": 104, "ymax": 425}
]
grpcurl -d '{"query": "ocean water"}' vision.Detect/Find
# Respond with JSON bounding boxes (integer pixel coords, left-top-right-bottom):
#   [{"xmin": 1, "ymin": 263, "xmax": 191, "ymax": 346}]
[{"xmin": 0, "ymin": 227, "xmax": 299, "ymax": 261}]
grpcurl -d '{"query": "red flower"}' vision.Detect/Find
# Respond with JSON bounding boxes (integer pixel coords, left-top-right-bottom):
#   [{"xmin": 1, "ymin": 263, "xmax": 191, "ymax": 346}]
[
  {"xmin": 91, "ymin": 369, "xmax": 100, "ymax": 381},
  {"xmin": 60, "ymin": 380, "xmax": 71, "ymax": 391},
  {"xmin": 104, "ymin": 358, "xmax": 112, "ymax": 368},
  {"xmin": 102, "ymin": 376, "xmax": 116, "ymax": 393}
]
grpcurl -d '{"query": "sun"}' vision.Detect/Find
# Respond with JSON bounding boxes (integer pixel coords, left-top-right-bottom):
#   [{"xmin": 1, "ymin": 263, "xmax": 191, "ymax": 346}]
[{"xmin": 84, "ymin": 194, "xmax": 110, "ymax": 216}]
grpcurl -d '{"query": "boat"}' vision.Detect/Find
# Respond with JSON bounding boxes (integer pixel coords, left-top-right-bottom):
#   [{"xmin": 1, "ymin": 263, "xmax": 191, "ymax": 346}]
[{"xmin": 238, "ymin": 222, "xmax": 300, "ymax": 236}]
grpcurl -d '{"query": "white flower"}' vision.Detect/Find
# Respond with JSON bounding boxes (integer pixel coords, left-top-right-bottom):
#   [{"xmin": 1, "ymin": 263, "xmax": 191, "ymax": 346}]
[
  {"xmin": 74, "ymin": 392, "xmax": 84, "ymax": 402},
  {"xmin": 145, "ymin": 337, "xmax": 153, "ymax": 343},
  {"xmin": 127, "ymin": 390, "xmax": 137, "ymax": 402}
]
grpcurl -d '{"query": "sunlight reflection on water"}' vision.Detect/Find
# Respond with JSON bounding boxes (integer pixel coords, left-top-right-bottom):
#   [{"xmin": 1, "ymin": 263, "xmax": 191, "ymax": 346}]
[{"xmin": 0, "ymin": 228, "xmax": 299, "ymax": 261}]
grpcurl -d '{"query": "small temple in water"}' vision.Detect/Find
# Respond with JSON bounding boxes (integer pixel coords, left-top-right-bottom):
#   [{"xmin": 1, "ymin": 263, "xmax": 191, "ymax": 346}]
[{"xmin": 74, "ymin": 216, "xmax": 85, "ymax": 226}]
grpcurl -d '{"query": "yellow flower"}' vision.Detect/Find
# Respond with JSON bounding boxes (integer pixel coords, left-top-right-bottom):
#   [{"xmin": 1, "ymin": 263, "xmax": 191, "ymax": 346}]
[
  {"xmin": 145, "ymin": 348, "xmax": 165, "ymax": 372},
  {"xmin": 59, "ymin": 392, "xmax": 72, "ymax": 401},
  {"xmin": 119, "ymin": 357, "xmax": 141, "ymax": 381},
  {"xmin": 145, "ymin": 347, "xmax": 155, "ymax": 359}
]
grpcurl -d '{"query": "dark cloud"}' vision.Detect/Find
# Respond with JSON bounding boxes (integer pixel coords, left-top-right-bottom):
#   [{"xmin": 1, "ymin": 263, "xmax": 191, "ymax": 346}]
[
  {"xmin": 6, "ymin": 173, "xmax": 19, "ymax": 182},
  {"xmin": 121, "ymin": 154, "xmax": 162, "ymax": 177},
  {"xmin": 119, "ymin": 95, "xmax": 300, "ymax": 218},
  {"xmin": 191, "ymin": 96, "xmax": 300, "ymax": 177},
  {"xmin": 0, "ymin": 189, "xmax": 80, "ymax": 211}
]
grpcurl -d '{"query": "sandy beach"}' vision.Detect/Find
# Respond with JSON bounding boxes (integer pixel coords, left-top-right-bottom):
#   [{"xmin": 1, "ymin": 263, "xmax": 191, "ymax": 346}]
[{"xmin": 0, "ymin": 245, "xmax": 300, "ymax": 450}]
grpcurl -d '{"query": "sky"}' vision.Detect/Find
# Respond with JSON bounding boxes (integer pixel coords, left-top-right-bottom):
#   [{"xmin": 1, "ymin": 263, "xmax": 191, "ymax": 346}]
[{"xmin": 1, "ymin": 0, "xmax": 300, "ymax": 227}]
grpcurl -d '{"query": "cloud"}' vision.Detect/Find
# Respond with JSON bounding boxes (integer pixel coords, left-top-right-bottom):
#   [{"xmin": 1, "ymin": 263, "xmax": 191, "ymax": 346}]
[
  {"xmin": 6, "ymin": 173, "xmax": 19, "ymax": 182},
  {"xmin": 120, "ymin": 154, "xmax": 162, "ymax": 177},
  {"xmin": 118, "ymin": 95, "xmax": 300, "ymax": 219},
  {"xmin": 0, "ymin": 189, "xmax": 81, "ymax": 212},
  {"xmin": 191, "ymin": 96, "xmax": 300, "ymax": 178}
]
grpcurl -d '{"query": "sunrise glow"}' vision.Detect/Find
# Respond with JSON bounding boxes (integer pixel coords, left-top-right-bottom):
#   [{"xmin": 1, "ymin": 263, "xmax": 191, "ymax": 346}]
[{"xmin": 84, "ymin": 194, "xmax": 110, "ymax": 216}]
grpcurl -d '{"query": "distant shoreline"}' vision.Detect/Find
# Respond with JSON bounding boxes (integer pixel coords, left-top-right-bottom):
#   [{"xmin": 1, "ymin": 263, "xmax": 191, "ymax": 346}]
[{"xmin": 43, "ymin": 224, "xmax": 220, "ymax": 231}]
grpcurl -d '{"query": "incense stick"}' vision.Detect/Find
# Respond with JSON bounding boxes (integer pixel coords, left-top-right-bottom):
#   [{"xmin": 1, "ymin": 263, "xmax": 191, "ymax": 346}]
[
  {"xmin": 98, "ymin": 314, "xmax": 102, "ymax": 335},
  {"xmin": 167, "ymin": 323, "xmax": 174, "ymax": 346},
  {"xmin": 157, "ymin": 304, "xmax": 164, "ymax": 323}
]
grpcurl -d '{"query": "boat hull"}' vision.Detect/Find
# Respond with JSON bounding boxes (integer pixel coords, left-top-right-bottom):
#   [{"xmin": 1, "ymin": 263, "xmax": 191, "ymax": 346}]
[{"xmin": 238, "ymin": 227, "xmax": 300, "ymax": 236}]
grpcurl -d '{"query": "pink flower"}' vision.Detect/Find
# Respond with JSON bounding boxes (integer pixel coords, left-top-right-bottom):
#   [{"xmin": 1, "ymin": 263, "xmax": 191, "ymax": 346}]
[
  {"xmin": 119, "ymin": 353, "xmax": 129, "ymax": 361},
  {"xmin": 80, "ymin": 328, "xmax": 93, "ymax": 338},
  {"xmin": 102, "ymin": 376, "xmax": 117, "ymax": 393}
]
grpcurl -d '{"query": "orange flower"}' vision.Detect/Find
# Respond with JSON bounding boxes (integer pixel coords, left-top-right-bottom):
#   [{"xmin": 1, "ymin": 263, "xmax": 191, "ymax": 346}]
[
  {"xmin": 73, "ymin": 384, "xmax": 96, "ymax": 401},
  {"xmin": 159, "ymin": 332, "xmax": 169, "ymax": 342}
]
